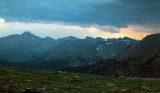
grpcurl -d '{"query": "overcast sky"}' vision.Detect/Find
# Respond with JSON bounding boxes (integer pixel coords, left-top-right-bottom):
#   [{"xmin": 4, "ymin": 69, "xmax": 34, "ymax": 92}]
[{"xmin": 0, "ymin": 0, "xmax": 160, "ymax": 40}]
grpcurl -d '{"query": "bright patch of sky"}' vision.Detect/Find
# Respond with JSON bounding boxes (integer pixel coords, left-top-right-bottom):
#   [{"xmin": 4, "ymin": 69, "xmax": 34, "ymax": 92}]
[
  {"xmin": 0, "ymin": 18, "xmax": 152, "ymax": 40},
  {"xmin": 0, "ymin": 18, "xmax": 5, "ymax": 23}
]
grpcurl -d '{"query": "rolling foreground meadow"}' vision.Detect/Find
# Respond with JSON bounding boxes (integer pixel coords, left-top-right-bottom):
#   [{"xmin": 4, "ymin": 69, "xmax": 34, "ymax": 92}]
[{"xmin": 0, "ymin": 67, "xmax": 160, "ymax": 93}]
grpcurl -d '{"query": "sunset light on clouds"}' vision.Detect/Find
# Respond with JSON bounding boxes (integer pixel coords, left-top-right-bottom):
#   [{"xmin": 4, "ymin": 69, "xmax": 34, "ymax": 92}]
[{"xmin": 120, "ymin": 27, "xmax": 151, "ymax": 40}]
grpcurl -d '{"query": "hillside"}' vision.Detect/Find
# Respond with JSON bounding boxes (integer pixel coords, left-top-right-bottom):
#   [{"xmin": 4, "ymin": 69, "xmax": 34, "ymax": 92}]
[
  {"xmin": 0, "ymin": 67, "xmax": 160, "ymax": 93},
  {"xmin": 61, "ymin": 33, "xmax": 160, "ymax": 78}
]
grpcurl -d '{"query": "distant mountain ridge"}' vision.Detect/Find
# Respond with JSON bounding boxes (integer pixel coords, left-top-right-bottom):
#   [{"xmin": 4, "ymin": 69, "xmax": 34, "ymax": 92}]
[
  {"xmin": 0, "ymin": 31, "xmax": 124, "ymax": 62},
  {"xmin": 0, "ymin": 31, "xmax": 98, "ymax": 62},
  {"xmin": 0, "ymin": 32, "xmax": 137, "ymax": 70}
]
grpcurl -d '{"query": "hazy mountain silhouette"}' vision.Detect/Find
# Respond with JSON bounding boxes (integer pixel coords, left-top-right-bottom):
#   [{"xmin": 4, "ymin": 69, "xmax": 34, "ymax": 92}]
[
  {"xmin": 0, "ymin": 32, "xmax": 104, "ymax": 62},
  {"xmin": 0, "ymin": 33, "xmax": 137, "ymax": 70}
]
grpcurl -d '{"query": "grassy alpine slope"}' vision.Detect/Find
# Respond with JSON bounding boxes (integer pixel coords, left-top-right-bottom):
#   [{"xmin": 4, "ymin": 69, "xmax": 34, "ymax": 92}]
[{"xmin": 0, "ymin": 67, "xmax": 160, "ymax": 93}]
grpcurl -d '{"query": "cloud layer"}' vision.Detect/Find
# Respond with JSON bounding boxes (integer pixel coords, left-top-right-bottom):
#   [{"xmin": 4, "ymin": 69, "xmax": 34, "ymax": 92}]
[
  {"xmin": 0, "ymin": 0, "xmax": 160, "ymax": 28},
  {"xmin": 0, "ymin": 0, "xmax": 159, "ymax": 39}
]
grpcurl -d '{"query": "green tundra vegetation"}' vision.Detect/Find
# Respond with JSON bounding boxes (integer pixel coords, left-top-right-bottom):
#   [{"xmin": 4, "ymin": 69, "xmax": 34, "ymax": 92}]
[{"xmin": 0, "ymin": 67, "xmax": 160, "ymax": 93}]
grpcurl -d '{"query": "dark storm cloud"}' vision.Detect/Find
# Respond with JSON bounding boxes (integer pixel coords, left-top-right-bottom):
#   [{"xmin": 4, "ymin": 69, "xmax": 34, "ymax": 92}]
[{"xmin": 0, "ymin": 0, "xmax": 160, "ymax": 28}]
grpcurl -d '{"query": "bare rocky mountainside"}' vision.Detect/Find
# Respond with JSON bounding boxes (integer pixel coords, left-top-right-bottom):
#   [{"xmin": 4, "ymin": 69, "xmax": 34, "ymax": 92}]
[{"xmin": 61, "ymin": 33, "xmax": 160, "ymax": 78}]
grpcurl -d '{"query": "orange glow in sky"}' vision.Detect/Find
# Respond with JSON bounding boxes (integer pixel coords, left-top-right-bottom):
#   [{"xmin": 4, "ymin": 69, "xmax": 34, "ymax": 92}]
[{"xmin": 120, "ymin": 27, "xmax": 152, "ymax": 40}]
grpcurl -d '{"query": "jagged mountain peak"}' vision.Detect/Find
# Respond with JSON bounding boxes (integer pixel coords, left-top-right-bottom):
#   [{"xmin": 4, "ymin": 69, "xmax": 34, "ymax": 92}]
[
  {"xmin": 44, "ymin": 36, "xmax": 54, "ymax": 40},
  {"xmin": 57, "ymin": 36, "xmax": 78, "ymax": 41},
  {"xmin": 85, "ymin": 36, "xmax": 94, "ymax": 40},
  {"xmin": 21, "ymin": 31, "xmax": 38, "ymax": 38},
  {"xmin": 66, "ymin": 36, "xmax": 78, "ymax": 40},
  {"xmin": 21, "ymin": 31, "xmax": 32, "ymax": 35}
]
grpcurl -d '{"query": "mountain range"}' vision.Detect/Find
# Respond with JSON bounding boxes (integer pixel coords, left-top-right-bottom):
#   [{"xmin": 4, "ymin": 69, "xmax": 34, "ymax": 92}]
[
  {"xmin": 25, "ymin": 37, "xmax": 137, "ymax": 70},
  {"xmin": 61, "ymin": 33, "xmax": 160, "ymax": 78},
  {"xmin": 0, "ymin": 31, "xmax": 103, "ymax": 62},
  {"xmin": 0, "ymin": 31, "xmax": 137, "ymax": 70}
]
